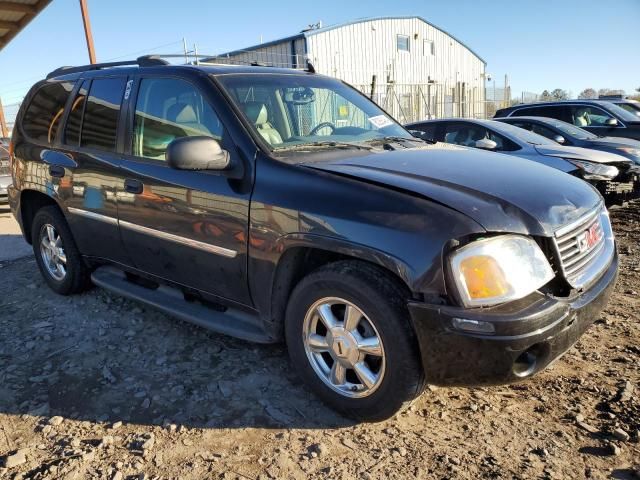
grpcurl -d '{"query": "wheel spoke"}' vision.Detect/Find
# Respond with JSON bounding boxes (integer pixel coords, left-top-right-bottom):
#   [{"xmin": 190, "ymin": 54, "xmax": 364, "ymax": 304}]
[
  {"xmin": 353, "ymin": 361, "xmax": 377, "ymax": 389},
  {"xmin": 46, "ymin": 225, "xmax": 56, "ymax": 243},
  {"xmin": 307, "ymin": 333, "xmax": 329, "ymax": 352},
  {"xmin": 316, "ymin": 304, "xmax": 338, "ymax": 329},
  {"xmin": 54, "ymin": 236, "xmax": 63, "ymax": 248},
  {"xmin": 57, "ymin": 250, "xmax": 67, "ymax": 264},
  {"xmin": 330, "ymin": 362, "xmax": 347, "ymax": 386},
  {"xmin": 343, "ymin": 304, "xmax": 361, "ymax": 331},
  {"xmin": 357, "ymin": 336, "xmax": 382, "ymax": 357}
]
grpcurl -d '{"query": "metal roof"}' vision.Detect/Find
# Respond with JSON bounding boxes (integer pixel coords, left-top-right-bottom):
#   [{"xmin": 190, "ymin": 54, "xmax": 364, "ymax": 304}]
[
  {"xmin": 0, "ymin": 0, "xmax": 52, "ymax": 52},
  {"xmin": 216, "ymin": 15, "xmax": 486, "ymax": 65}
]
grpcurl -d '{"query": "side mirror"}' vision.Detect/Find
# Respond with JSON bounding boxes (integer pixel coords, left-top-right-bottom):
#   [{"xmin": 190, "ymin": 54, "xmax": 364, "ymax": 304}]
[
  {"xmin": 605, "ymin": 118, "xmax": 618, "ymax": 127},
  {"xmin": 553, "ymin": 134, "xmax": 566, "ymax": 144},
  {"xmin": 408, "ymin": 129, "xmax": 432, "ymax": 141},
  {"xmin": 475, "ymin": 138, "xmax": 497, "ymax": 150},
  {"xmin": 167, "ymin": 136, "xmax": 233, "ymax": 172}
]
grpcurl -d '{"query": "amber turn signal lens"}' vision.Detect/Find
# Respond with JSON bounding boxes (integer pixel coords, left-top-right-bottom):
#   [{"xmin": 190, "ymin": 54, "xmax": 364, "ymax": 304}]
[{"xmin": 459, "ymin": 255, "xmax": 510, "ymax": 300}]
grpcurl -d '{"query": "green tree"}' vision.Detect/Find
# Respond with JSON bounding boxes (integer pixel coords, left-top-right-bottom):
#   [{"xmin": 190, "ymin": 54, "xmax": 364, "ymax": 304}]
[
  {"xmin": 540, "ymin": 90, "xmax": 552, "ymax": 101},
  {"xmin": 551, "ymin": 88, "xmax": 569, "ymax": 100}
]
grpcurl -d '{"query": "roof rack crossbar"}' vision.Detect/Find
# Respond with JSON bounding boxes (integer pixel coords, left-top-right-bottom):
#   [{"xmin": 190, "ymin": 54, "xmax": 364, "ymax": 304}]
[{"xmin": 46, "ymin": 55, "xmax": 170, "ymax": 79}]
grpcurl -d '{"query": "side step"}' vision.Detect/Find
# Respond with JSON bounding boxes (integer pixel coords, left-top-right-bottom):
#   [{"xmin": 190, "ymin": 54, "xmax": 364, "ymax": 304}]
[{"xmin": 91, "ymin": 266, "xmax": 274, "ymax": 343}]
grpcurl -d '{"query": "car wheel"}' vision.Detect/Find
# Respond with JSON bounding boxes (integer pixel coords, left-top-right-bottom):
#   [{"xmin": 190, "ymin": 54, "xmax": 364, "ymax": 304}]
[
  {"xmin": 31, "ymin": 206, "xmax": 90, "ymax": 295},
  {"xmin": 285, "ymin": 260, "xmax": 425, "ymax": 421}
]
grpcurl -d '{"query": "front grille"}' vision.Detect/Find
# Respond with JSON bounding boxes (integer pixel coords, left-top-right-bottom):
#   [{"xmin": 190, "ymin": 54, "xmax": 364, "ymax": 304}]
[{"xmin": 553, "ymin": 207, "xmax": 607, "ymax": 287}]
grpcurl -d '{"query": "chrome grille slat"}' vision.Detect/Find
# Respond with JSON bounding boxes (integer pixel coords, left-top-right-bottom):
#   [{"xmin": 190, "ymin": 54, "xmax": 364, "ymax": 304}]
[
  {"xmin": 565, "ymin": 242, "xmax": 605, "ymax": 277},
  {"xmin": 553, "ymin": 206, "xmax": 608, "ymax": 288}
]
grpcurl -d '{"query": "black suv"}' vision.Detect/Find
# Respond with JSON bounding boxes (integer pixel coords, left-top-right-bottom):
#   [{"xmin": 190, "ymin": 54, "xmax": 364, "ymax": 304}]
[
  {"xmin": 9, "ymin": 56, "xmax": 618, "ymax": 420},
  {"xmin": 495, "ymin": 100, "xmax": 640, "ymax": 141}
]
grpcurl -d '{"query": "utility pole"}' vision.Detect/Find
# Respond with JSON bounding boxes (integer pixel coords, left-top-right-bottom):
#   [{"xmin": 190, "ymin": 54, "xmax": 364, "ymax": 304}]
[
  {"xmin": 0, "ymin": 96, "xmax": 8, "ymax": 138},
  {"xmin": 79, "ymin": 0, "xmax": 96, "ymax": 64}
]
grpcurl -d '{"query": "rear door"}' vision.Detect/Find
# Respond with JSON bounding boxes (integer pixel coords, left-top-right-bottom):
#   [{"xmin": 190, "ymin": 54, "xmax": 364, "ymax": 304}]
[
  {"xmin": 116, "ymin": 74, "xmax": 252, "ymax": 305},
  {"xmin": 58, "ymin": 76, "xmax": 132, "ymax": 264}
]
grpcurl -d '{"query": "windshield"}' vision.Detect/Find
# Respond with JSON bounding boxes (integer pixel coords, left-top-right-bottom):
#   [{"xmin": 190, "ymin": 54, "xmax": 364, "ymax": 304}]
[
  {"xmin": 614, "ymin": 101, "xmax": 640, "ymax": 117},
  {"xmin": 545, "ymin": 119, "xmax": 598, "ymax": 140},
  {"xmin": 602, "ymin": 102, "xmax": 640, "ymax": 122},
  {"xmin": 216, "ymin": 74, "xmax": 414, "ymax": 153},
  {"xmin": 491, "ymin": 121, "xmax": 557, "ymax": 145}
]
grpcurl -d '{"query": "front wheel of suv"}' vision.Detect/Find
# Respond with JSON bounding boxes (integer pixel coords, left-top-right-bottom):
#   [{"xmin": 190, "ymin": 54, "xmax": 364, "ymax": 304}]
[
  {"xmin": 285, "ymin": 261, "xmax": 425, "ymax": 421},
  {"xmin": 31, "ymin": 206, "xmax": 90, "ymax": 295}
]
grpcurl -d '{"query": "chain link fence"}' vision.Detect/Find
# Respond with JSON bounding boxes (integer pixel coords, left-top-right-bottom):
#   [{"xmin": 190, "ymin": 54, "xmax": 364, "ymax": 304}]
[{"xmin": 353, "ymin": 77, "xmax": 511, "ymax": 124}]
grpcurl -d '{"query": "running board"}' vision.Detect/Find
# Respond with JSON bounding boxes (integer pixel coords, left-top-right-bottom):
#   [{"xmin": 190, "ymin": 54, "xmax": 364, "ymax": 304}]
[{"xmin": 91, "ymin": 266, "xmax": 274, "ymax": 343}]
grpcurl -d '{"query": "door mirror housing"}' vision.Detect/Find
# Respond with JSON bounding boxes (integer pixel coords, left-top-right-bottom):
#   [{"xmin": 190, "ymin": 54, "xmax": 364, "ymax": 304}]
[
  {"xmin": 553, "ymin": 134, "xmax": 566, "ymax": 144},
  {"xmin": 408, "ymin": 129, "xmax": 433, "ymax": 141},
  {"xmin": 475, "ymin": 138, "xmax": 497, "ymax": 150},
  {"xmin": 605, "ymin": 117, "xmax": 619, "ymax": 127},
  {"xmin": 167, "ymin": 136, "xmax": 237, "ymax": 174}
]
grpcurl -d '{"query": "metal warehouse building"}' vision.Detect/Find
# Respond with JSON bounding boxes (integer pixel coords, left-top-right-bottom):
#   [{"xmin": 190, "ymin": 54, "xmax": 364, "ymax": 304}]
[{"xmin": 211, "ymin": 16, "xmax": 487, "ymax": 122}]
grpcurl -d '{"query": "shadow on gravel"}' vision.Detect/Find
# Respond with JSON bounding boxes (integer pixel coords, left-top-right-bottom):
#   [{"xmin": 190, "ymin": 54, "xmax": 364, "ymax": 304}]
[{"xmin": 0, "ymin": 258, "xmax": 354, "ymax": 432}]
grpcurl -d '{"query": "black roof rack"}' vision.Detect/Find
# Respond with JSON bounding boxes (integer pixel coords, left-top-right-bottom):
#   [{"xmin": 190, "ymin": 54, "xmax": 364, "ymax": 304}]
[
  {"xmin": 46, "ymin": 53, "xmax": 316, "ymax": 80},
  {"xmin": 46, "ymin": 55, "xmax": 169, "ymax": 79}
]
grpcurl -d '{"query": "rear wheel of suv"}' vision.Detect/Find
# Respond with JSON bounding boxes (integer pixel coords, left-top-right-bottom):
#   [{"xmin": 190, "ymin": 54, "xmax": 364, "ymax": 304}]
[
  {"xmin": 31, "ymin": 206, "xmax": 90, "ymax": 295},
  {"xmin": 285, "ymin": 260, "xmax": 425, "ymax": 421}
]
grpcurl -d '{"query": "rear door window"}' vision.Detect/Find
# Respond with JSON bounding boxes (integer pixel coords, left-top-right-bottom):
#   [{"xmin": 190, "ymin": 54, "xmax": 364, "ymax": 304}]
[
  {"xmin": 512, "ymin": 105, "xmax": 571, "ymax": 122},
  {"xmin": 80, "ymin": 78, "xmax": 127, "ymax": 151},
  {"xmin": 21, "ymin": 82, "xmax": 75, "ymax": 145}
]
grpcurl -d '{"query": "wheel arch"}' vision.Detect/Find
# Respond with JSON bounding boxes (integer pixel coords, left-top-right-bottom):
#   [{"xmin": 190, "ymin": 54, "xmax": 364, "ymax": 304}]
[
  {"xmin": 257, "ymin": 234, "xmax": 416, "ymax": 339},
  {"xmin": 19, "ymin": 189, "xmax": 64, "ymax": 245}
]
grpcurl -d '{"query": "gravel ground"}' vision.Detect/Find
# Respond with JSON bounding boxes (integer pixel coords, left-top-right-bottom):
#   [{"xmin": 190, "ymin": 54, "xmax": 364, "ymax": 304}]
[{"xmin": 0, "ymin": 202, "xmax": 639, "ymax": 480}]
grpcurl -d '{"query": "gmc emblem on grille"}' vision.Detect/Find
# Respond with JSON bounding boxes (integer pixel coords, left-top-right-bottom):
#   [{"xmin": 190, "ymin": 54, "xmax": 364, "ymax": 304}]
[{"xmin": 576, "ymin": 223, "xmax": 599, "ymax": 253}]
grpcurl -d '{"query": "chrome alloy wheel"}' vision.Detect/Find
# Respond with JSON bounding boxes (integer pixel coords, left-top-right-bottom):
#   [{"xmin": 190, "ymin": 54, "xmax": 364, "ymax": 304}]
[
  {"xmin": 302, "ymin": 297, "xmax": 386, "ymax": 398},
  {"xmin": 39, "ymin": 224, "xmax": 67, "ymax": 281}
]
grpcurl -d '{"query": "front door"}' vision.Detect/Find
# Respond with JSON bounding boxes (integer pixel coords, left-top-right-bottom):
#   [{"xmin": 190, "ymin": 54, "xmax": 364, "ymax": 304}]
[{"xmin": 117, "ymin": 76, "xmax": 252, "ymax": 305}]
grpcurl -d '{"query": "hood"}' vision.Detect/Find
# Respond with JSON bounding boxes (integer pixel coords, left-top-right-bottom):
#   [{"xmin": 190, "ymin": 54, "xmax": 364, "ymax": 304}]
[
  {"xmin": 586, "ymin": 136, "xmax": 640, "ymax": 148},
  {"xmin": 305, "ymin": 145, "xmax": 602, "ymax": 236},
  {"xmin": 534, "ymin": 144, "xmax": 631, "ymax": 164}
]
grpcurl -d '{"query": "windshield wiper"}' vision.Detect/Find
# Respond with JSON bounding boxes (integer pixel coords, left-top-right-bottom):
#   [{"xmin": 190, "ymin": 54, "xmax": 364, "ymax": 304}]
[
  {"xmin": 275, "ymin": 141, "xmax": 378, "ymax": 152},
  {"xmin": 367, "ymin": 136, "xmax": 436, "ymax": 147}
]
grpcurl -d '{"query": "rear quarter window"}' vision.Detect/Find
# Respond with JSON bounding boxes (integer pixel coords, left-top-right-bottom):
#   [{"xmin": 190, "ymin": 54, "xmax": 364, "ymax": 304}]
[{"xmin": 21, "ymin": 82, "xmax": 75, "ymax": 145}]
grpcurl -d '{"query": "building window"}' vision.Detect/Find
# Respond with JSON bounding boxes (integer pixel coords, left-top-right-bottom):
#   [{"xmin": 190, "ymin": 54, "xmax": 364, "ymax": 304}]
[
  {"xmin": 396, "ymin": 35, "xmax": 410, "ymax": 52},
  {"xmin": 423, "ymin": 40, "xmax": 435, "ymax": 56}
]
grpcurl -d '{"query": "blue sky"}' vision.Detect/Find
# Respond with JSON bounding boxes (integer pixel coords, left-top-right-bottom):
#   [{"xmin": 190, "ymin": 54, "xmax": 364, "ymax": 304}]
[{"xmin": 1, "ymin": 0, "xmax": 639, "ymax": 110}]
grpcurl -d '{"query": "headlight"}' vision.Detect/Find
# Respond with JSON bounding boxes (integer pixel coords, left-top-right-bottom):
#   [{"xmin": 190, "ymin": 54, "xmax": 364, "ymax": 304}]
[
  {"xmin": 449, "ymin": 235, "xmax": 554, "ymax": 308},
  {"xmin": 567, "ymin": 159, "xmax": 619, "ymax": 181},
  {"xmin": 616, "ymin": 147, "xmax": 640, "ymax": 158}
]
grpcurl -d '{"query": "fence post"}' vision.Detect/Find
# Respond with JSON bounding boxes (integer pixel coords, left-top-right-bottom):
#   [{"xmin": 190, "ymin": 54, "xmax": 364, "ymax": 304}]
[{"xmin": 369, "ymin": 75, "xmax": 376, "ymax": 100}]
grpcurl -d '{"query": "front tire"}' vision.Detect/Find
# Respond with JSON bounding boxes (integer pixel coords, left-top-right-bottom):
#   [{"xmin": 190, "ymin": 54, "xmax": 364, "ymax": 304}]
[
  {"xmin": 31, "ymin": 206, "xmax": 90, "ymax": 295},
  {"xmin": 285, "ymin": 261, "xmax": 425, "ymax": 421}
]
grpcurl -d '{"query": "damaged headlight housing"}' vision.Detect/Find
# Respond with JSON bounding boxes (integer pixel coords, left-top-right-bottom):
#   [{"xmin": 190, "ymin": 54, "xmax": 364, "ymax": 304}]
[
  {"xmin": 567, "ymin": 159, "xmax": 619, "ymax": 181},
  {"xmin": 449, "ymin": 235, "xmax": 554, "ymax": 308}
]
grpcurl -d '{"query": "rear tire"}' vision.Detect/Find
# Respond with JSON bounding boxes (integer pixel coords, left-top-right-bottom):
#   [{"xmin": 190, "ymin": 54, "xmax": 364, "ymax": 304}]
[
  {"xmin": 31, "ymin": 206, "xmax": 90, "ymax": 295},
  {"xmin": 285, "ymin": 260, "xmax": 425, "ymax": 421}
]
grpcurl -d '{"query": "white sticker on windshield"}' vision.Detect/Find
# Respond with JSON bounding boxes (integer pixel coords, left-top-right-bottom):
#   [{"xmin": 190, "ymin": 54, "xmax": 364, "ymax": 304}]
[{"xmin": 368, "ymin": 115, "xmax": 394, "ymax": 129}]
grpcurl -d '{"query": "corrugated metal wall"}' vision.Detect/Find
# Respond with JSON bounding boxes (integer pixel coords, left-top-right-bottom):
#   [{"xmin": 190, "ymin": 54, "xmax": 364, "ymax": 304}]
[
  {"xmin": 218, "ymin": 17, "xmax": 486, "ymax": 119},
  {"xmin": 305, "ymin": 18, "xmax": 484, "ymax": 89}
]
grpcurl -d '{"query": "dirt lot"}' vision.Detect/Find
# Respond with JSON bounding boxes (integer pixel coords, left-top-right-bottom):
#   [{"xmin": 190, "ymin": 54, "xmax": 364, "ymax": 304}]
[{"xmin": 0, "ymin": 202, "xmax": 638, "ymax": 480}]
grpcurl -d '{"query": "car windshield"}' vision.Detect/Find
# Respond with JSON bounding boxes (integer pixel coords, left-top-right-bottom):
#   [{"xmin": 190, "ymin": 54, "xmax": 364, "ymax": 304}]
[
  {"xmin": 490, "ymin": 120, "xmax": 556, "ymax": 145},
  {"xmin": 602, "ymin": 102, "xmax": 640, "ymax": 122},
  {"xmin": 216, "ymin": 74, "xmax": 415, "ymax": 154},
  {"xmin": 544, "ymin": 119, "xmax": 598, "ymax": 140},
  {"xmin": 613, "ymin": 101, "xmax": 640, "ymax": 117}
]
